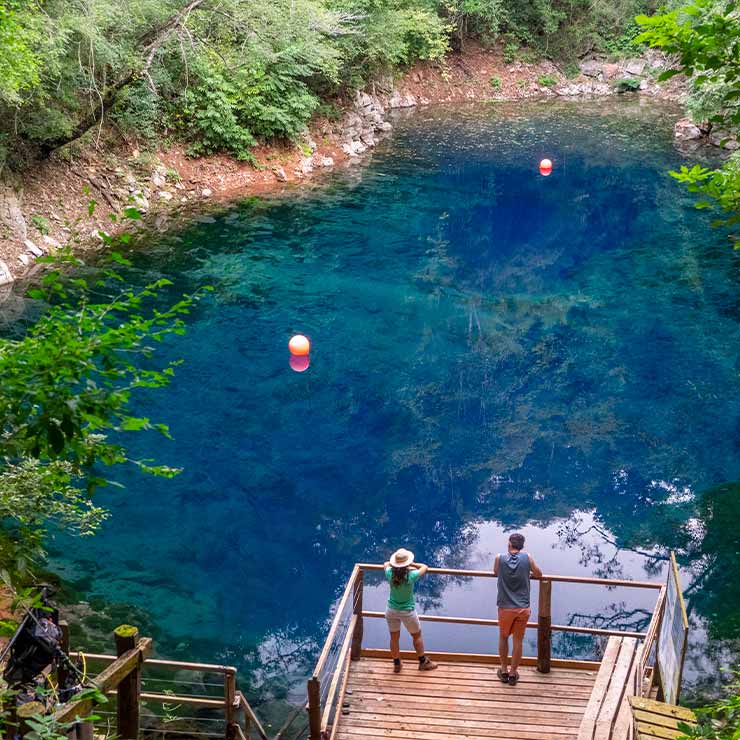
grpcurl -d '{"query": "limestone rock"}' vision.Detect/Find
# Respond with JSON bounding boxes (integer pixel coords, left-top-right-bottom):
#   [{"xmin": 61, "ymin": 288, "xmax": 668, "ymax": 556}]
[
  {"xmin": 380, "ymin": 121, "xmax": 393, "ymax": 132},
  {"xmin": 624, "ymin": 58, "xmax": 647, "ymax": 76},
  {"xmin": 580, "ymin": 59, "xmax": 603, "ymax": 78},
  {"xmin": 356, "ymin": 91, "xmax": 374, "ymax": 108},
  {"xmin": 132, "ymin": 192, "xmax": 149, "ymax": 211},
  {"xmin": 18, "ymin": 254, "xmax": 30, "ymax": 266},
  {"xmin": 0, "ymin": 173, "xmax": 27, "ymax": 241},
  {"xmin": 708, "ymin": 129, "xmax": 739, "ymax": 149},
  {"xmin": 158, "ymin": 190, "xmax": 173, "ymax": 201},
  {"xmin": 388, "ymin": 91, "xmax": 417, "ymax": 108},
  {"xmin": 201, "ymin": 188, "xmax": 212, "ymax": 197},
  {"xmin": 151, "ymin": 173, "xmax": 166, "ymax": 188},
  {"xmin": 602, "ymin": 63, "xmax": 620, "ymax": 79},
  {"xmin": 273, "ymin": 166, "xmax": 288, "ymax": 182},
  {"xmin": 24, "ymin": 239, "xmax": 43, "ymax": 257},
  {"xmin": 299, "ymin": 157, "xmax": 314, "ymax": 175},
  {"xmin": 42, "ymin": 235, "xmax": 62, "ymax": 250},
  {"xmin": 342, "ymin": 141, "xmax": 367, "ymax": 156},
  {"xmin": 0, "ymin": 259, "xmax": 13, "ymax": 285},
  {"xmin": 321, "ymin": 157, "xmax": 334, "ymax": 167}
]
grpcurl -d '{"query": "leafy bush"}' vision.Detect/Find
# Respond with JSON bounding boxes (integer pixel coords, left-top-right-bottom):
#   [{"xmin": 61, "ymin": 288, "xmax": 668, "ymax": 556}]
[
  {"xmin": 30, "ymin": 214, "xmax": 49, "ymax": 235},
  {"xmin": 490, "ymin": 75, "xmax": 502, "ymax": 90},
  {"xmin": 178, "ymin": 73, "xmax": 257, "ymax": 162},
  {"xmin": 615, "ymin": 77, "xmax": 641, "ymax": 92},
  {"xmin": 503, "ymin": 40, "xmax": 519, "ymax": 64},
  {"xmin": 111, "ymin": 81, "xmax": 164, "ymax": 146},
  {"xmin": 677, "ymin": 672, "xmax": 740, "ymax": 739},
  {"xmin": 537, "ymin": 74, "xmax": 558, "ymax": 87}
]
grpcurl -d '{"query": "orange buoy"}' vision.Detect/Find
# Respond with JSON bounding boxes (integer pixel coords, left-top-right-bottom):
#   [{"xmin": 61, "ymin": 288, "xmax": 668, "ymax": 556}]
[
  {"xmin": 539, "ymin": 158, "xmax": 553, "ymax": 176},
  {"xmin": 289, "ymin": 334, "xmax": 310, "ymax": 356},
  {"xmin": 289, "ymin": 355, "xmax": 310, "ymax": 373}
]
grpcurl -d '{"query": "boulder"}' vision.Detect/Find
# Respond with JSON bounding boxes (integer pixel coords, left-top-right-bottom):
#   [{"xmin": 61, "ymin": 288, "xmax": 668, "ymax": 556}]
[
  {"xmin": 379, "ymin": 121, "xmax": 393, "ymax": 132},
  {"xmin": 0, "ymin": 260, "xmax": 13, "ymax": 285},
  {"xmin": 624, "ymin": 58, "xmax": 647, "ymax": 76},
  {"xmin": 320, "ymin": 157, "xmax": 334, "ymax": 167},
  {"xmin": 342, "ymin": 141, "xmax": 367, "ymax": 156},
  {"xmin": 299, "ymin": 157, "xmax": 314, "ymax": 175},
  {"xmin": 18, "ymin": 254, "xmax": 30, "ymax": 266},
  {"xmin": 151, "ymin": 173, "xmax": 166, "ymax": 188},
  {"xmin": 602, "ymin": 63, "xmax": 620, "ymax": 79},
  {"xmin": 708, "ymin": 130, "xmax": 740, "ymax": 150},
  {"xmin": 580, "ymin": 59, "xmax": 603, "ymax": 78},
  {"xmin": 356, "ymin": 91, "xmax": 374, "ymax": 108},
  {"xmin": 201, "ymin": 188, "xmax": 212, "ymax": 197},
  {"xmin": 388, "ymin": 91, "xmax": 417, "ymax": 108},
  {"xmin": 0, "ymin": 173, "xmax": 27, "ymax": 242},
  {"xmin": 24, "ymin": 239, "xmax": 43, "ymax": 257},
  {"xmin": 158, "ymin": 190, "xmax": 173, "ymax": 201},
  {"xmin": 273, "ymin": 166, "xmax": 288, "ymax": 182},
  {"xmin": 42, "ymin": 235, "xmax": 62, "ymax": 250}
]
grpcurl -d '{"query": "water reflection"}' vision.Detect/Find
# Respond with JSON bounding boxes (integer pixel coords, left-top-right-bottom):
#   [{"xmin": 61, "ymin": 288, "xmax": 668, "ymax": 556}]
[{"xmin": 36, "ymin": 99, "xmax": 740, "ymax": 704}]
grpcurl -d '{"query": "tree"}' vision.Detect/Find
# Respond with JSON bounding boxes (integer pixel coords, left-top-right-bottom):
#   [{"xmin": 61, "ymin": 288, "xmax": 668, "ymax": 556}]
[
  {"xmin": 637, "ymin": 1, "xmax": 740, "ymax": 239},
  {"xmin": 0, "ymin": 209, "xmax": 208, "ymax": 579}
]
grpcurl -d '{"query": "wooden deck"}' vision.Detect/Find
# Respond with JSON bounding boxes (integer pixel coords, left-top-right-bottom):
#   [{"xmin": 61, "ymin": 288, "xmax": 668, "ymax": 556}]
[{"xmin": 333, "ymin": 658, "xmax": 598, "ymax": 740}]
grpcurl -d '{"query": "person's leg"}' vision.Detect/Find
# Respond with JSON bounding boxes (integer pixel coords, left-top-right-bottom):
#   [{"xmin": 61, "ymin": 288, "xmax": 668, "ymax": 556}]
[
  {"xmin": 390, "ymin": 630, "xmax": 401, "ymax": 659},
  {"xmin": 499, "ymin": 632, "xmax": 510, "ymax": 675},
  {"xmin": 508, "ymin": 609, "xmax": 530, "ymax": 684},
  {"xmin": 498, "ymin": 608, "xmax": 511, "ymax": 679},
  {"xmin": 405, "ymin": 612, "xmax": 436, "ymax": 670},
  {"xmin": 386, "ymin": 610, "xmax": 402, "ymax": 672}
]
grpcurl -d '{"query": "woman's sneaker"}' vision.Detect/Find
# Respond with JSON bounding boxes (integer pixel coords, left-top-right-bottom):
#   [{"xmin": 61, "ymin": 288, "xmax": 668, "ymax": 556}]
[
  {"xmin": 393, "ymin": 661, "xmax": 402, "ymax": 673},
  {"xmin": 419, "ymin": 658, "xmax": 438, "ymax": 671}
]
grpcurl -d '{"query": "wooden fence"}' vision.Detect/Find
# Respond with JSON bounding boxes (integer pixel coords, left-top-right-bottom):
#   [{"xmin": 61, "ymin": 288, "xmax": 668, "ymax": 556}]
[{"xmin": 306, "ymin": 564, "xmax": 667, "ymax": 740}]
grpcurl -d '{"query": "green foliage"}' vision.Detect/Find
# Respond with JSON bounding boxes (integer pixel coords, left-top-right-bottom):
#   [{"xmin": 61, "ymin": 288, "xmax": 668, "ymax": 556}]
[
  {"xmin": 537, "ymin": 74, "xmax": 558, "ymax": 87},
  {"xmin": 670, "ymin": 154, "xmax": 740, "ymax": 234},
  {"xmin": 503, "ymin": 40, "xmax": 519, "ymax": 64},
  {"xmin": 615, "ymin": 77, "xmax": 641, "ymax": 92},
  {"xmin": 0, "ymin": 206, "xmax": 209, "ymax": 577},
  {"xmin": 490, "ymin": 75, "xmax": 502, "ymax": 90},
  {"xmin": 637, "ymin": 0, "xmax": 740, "ymax": 236},
  {"xmin": 678, "ymin": 673, "xmax": 740, "ymax": 739},
  {"xmin": 30, "ymin": 214, "xmax": 49, "ymax": 235}
]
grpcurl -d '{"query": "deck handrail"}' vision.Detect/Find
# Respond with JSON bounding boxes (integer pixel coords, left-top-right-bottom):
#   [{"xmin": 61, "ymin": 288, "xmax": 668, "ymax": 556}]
[{"xmin": 356, "ymin": 562, "xmax": 664, "ymax": 589}]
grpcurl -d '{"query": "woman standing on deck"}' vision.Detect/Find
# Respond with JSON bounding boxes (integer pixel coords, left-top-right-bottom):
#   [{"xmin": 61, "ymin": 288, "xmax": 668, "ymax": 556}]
[{"xmin": 384, "ymin": 548, "xmax": 438, "ymax": 673}]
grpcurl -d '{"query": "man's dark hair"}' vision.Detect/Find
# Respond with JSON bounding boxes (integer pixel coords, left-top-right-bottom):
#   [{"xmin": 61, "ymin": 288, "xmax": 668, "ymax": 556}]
[{"xmin": 509, "ymin": 533, "xmax": 525, "ymax": 551}]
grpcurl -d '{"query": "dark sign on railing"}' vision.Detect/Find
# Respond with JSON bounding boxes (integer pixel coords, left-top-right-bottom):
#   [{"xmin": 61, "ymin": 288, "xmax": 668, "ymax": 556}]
[{"xmin": 657, "ymin": 552, "xmax": 689, "ymax": 705}]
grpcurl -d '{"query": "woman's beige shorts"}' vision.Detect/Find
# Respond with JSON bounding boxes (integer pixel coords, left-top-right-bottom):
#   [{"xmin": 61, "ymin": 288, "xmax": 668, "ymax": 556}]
[{"xmin": 385, "ymin": 608, "xmax": 421, "ymax": 634}]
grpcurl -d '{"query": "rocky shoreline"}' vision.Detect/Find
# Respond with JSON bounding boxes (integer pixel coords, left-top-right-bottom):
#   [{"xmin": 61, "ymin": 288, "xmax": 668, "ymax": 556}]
[{"xmin": 0, "ymin": 43, "xmax": 731, "ymax": 292}]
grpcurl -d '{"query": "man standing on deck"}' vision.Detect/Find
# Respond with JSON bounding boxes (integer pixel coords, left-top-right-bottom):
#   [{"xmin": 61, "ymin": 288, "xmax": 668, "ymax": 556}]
[{"xmin": 494, "ymin": 533, "xmax": 542, "ymax": 686}]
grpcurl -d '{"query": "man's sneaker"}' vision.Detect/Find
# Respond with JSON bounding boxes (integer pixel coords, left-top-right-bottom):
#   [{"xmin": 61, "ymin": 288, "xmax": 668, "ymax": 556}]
[
  {"xmin": 419, "ymin": 658, "xmax": 438, "ymax": 671},
  {"xmin": 393, "ymin": 662, "xmax": 402, "ymax": 673}
]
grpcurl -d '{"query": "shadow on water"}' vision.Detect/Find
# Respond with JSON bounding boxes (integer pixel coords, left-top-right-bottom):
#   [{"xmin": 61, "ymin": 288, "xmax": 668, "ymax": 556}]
[{"xmin": 22, "ymin": 98, "xmax": 740, "ymax": 707}]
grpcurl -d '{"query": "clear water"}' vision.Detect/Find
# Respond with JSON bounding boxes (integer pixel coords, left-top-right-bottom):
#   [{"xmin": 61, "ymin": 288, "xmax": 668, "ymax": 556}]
[{"xmin": 44, "ymin": 99, "xmax": 740, "ymax": 708}]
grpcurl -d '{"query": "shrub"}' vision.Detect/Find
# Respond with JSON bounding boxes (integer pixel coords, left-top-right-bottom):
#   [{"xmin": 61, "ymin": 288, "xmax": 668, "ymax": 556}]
[
  {"xmin": 537, "ymin": 74, "xmax": 558, "ymax": 87},
  {"xmin": 615, "ymin": 77, "xmax": 640, "ymax": 93},
  {"xmin": 503, "ymin": 40, "xmax": 519, "ymax": 64},
  {"xmin": 30, "ymin": 214, "xmax": 49, "ymax": 235},
  {"xmin": 490, "ymin": 75, "xmax": 502, "ymax": 90}
]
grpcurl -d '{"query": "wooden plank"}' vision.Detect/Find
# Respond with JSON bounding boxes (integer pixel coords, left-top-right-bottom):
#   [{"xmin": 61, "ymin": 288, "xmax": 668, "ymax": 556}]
[
  {"xmin": 315, "ymin": 566, "xmax": 360, "ymax": 676},
  {"xmin": 594, "ymin": 637, "xmax": 638, "ymax": 740},
  {"xmin": 115, "ymin": 625, "xmax": 141, "ymax": 740},
  {"xmin": 630, "ymin": 697, "xmax": 696, "ymax": 723},
  {"xmin": 635, "ymin": 720, "xmax": 690, "ymax": 739},
  {"xmin": 337, "ymin": 716, "xmax": 576, "ymax": 740},
  {"xmin": 360, "ymin": 648, "xmax": 601, "ymax": 670},
  {"xmin": 356, "ymin": 564, "xmax": 662, "ymax": 589},
  {"xmin": 322, "ymin": 614, "xmax": 356, "ymax": 731},
  {"xmin": 346, "ymin": 688, "xmax": 586, "ymax": 717},
  {"xmin": 140, "ymin": 693, "xmax": 224, "ymax": 707},
  {"xmin": 93, "ymin": 638, "xmax": 152, "ymax": 693},
  {"xmin": 341, "ymin": 711, "xmax": 579, "ymax": 735},
  {"xmin": 632, "ymin": 710, "xmax": 687, "ymax": 730},
  {"xmin": 239, "ymin": 692, "xmax": 268, "ymax": 740},
  {"xmin": 70, "ymin": 653, "xmax": 236, "ymax": 673},
  {"xmin": 348, "ymin": 675, "xmax": 593, "ymax": 699},
  {"xmin": 336, "ymin": 726, "xmax": 578, "ymax": 740},
  {"xmin": 353, "ymin": 660, "xmax": 599, "ymax": 684},
  {"xmin": 343, "ymin": 699, "xmax": 583, "ymax": 726},
  {"xmin": 578, "ymin": 636, "xmax": 623, "ymax": 740}
]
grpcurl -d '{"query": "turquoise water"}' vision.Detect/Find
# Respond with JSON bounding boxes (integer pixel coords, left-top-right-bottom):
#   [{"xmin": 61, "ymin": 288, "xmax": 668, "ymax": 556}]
[{"xmin": 46, "ymin": 99, "xmax": 740, "ymax": 706}]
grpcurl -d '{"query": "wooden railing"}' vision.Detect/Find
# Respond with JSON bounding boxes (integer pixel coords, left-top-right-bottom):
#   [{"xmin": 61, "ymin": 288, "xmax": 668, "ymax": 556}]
[
  {"xmin": 11, "ymin": 625, "xmax": 268, "ymax": 740},
  {"xmin": 307, "ymin": 564, "xmax": 665, "ymax": 740}
]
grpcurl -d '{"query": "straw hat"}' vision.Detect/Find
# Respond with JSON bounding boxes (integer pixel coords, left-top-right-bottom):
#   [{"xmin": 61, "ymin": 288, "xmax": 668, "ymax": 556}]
[{"xmin": 390, "ymin": 548, "xmax": 414, "ymax": 568}]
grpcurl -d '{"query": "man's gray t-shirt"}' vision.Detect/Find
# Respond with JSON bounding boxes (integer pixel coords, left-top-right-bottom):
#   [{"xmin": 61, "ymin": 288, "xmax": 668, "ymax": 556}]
[{"xmin": 497, "ymin": 552, "xmax": 531, "ymax": 609}]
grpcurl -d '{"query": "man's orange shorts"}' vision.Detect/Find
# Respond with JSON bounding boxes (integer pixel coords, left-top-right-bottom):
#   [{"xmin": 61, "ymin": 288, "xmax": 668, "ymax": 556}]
[{"xmin": 498, "ymin": 607, "xmax": 530, "ymax": 640}]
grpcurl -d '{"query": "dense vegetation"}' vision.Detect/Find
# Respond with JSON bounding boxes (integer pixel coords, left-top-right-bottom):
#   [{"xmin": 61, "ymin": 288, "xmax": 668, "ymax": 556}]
[
  {"xmin": 638, "ymin": 0, "xmax": 740, "ymax": 236},
  {"xmin": 0, "ymin": 0, "xmax": 656, "ymax": 166},
  {"xmin": 0, "ymin": 214, "xmax": 207, "ymax": 583}
]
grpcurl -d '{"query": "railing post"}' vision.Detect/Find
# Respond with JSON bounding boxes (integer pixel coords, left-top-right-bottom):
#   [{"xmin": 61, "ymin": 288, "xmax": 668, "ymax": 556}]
[
  {"xmin": 224, "ymin": 670, "xmax": 236, "ymax": 740},
  {"xmin": 537, "ymin": 580, "xmax": 552, "ymax": 674},
  {"xmin": 351, "ymin": 570, "xmax": 364, "ymax": 661},
  {"xmin": 307, "ymin": 676, "xmax": 322, "ymax": 740},
  {"xmin": 114, "ymin": 625, "xmax": 141, "ymax": 740}
]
